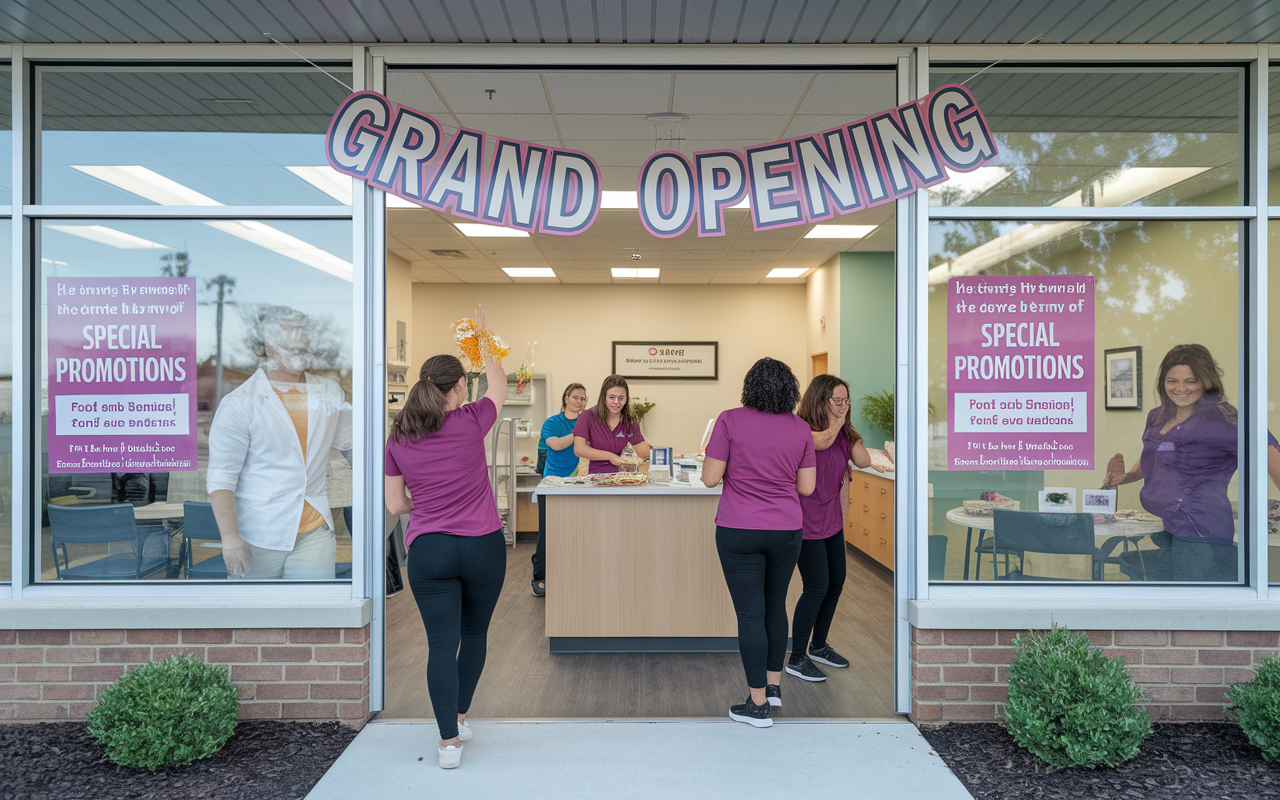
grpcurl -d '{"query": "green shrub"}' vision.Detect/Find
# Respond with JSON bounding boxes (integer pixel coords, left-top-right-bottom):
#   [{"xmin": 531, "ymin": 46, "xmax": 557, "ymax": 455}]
[
  {"xmin": 1226, "ymin": 654, "xmax": 1280, "ymax": 761},
  {"xmin": 86, "ymin": 654, "xmax": 239, "ymax": 771},
  {"xmin": 1005, "ymin": 625, "xmax": 1151, "ymax": 768}
]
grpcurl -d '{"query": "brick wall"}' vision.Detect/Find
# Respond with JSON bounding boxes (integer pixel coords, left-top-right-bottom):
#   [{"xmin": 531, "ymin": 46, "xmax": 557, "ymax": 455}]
[
  {"xmin": 911, "ymin": 627, "xmax": 1278, "ymax": 723},
  {"xmin": 0, "ymin": 626, "xmax": 371, "ymax": 727}
]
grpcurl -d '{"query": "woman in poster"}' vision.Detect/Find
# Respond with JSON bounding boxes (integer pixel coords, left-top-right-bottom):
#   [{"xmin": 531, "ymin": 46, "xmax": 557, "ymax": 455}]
[{"xmin": 1105, "ymin": 343, "xmax": 1280, "ymax": 581}]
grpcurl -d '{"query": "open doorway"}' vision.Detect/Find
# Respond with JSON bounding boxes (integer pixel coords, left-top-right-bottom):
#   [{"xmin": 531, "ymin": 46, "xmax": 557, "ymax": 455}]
[{"xmin": 378, "ymin": 67, "xmax": 899, "ymax": 720}]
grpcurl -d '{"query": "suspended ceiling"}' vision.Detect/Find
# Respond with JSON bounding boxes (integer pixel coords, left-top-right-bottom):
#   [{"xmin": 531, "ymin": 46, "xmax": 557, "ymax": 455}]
[{"xmin": 2, "ymin": 0, "xmax": 1279, "ymax": 45}]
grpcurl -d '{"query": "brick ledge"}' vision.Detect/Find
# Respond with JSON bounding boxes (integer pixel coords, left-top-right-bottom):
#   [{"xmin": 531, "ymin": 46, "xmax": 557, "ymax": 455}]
[
  {"xmin": 0, "ymin": 599, "xmax": 372, "ymax": 630},
  {"xmin": 910, "ymin": 598, "xmax": 1280, "ymax": 631}
]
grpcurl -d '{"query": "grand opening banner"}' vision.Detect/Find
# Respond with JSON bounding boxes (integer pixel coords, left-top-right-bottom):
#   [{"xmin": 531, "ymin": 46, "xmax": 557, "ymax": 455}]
[
  {"xmin": 325, "ymin": 84, "xmax": 996, "ymax": 237},
  {"xmin": 47, "ymin": 277, "xmax": 198, "ymax": 474},
  {"xmin": 947, "ymin": 275, "xmax": 1095, "ymax": 471}
]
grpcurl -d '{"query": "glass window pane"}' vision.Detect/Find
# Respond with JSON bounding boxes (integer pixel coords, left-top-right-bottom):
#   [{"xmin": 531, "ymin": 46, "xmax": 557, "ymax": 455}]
[
  {"xmin": 40, "ymin": 68, "xmax": 353, "ymax": 207},
  {"xmin": 0, "ymin": 222, "xmax": 10, "ymax": 584},
  {"xmin": 1269, "ymin": 221, "xmax": 1280, "ymax": 585},
  {"xmin": 928, "ymin": 69, "xmax": 1241, "ymax": 208},
  {"xmin": 928, "ymin": 220, "xmax": 1243, "ymax": 582},
  {"xmin": 38, "ymin": 219, "xmax": 354, "ymax": 582}
]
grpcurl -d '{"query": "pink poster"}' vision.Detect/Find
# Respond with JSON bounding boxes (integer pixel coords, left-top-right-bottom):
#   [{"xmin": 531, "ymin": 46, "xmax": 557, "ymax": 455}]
[
  {"xmin": 47, "ymin": 277, "xmax": 198, "ymax": 474},
  {"xmin": 947, "ymin": 275, "xmax": 1094, "ymax": 471}
]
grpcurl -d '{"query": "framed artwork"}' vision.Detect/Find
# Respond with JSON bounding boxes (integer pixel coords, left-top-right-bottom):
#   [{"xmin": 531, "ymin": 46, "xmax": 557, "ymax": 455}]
[
  {"xmin": 1104, "ymin": 346, "xmax": 1142, "ymax": 410},
  {"xmin": 612, "ymin": 341, "xmax": 718, "ymax": 380}
]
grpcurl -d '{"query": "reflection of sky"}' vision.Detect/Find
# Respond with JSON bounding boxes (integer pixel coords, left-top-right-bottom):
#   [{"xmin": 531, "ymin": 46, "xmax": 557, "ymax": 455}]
[
  {"xmin": 39, "ymin": 220, "xmax": 353, "ymax": 380},
  {"xmin": 0, "ymin": 225, "xmax": 9, "ymax": 377},
  {"xmin": 42, "ymin": 131, "xmax": 337, "ymax": 206}
]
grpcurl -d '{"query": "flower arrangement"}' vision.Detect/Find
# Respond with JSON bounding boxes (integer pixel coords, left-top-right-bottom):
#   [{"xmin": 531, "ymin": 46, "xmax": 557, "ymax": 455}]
[
  {"xmin": 515, "ymin": 342, "xmax": 536, "ymax": 394},
  {"xmin": 451, "ymin": 317, "xmax": 510, "ymax": 371}
]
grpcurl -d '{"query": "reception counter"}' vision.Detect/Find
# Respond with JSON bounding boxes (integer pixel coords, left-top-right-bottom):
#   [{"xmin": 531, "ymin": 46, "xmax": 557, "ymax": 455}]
[{"xmin": 538, "ymin": 481, "xmax": 799, "ymax": 653}]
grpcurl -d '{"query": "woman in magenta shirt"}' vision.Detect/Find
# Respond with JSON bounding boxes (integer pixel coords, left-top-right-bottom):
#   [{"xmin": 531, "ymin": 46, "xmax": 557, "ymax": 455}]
[
  {"xmin": 384, "ymin": 307, "xmax": 507, "ymax": 769},
  {"xmin": 701, "ymin": 357, "xmax": 816, "ymax": 728},
  {"xmin": 573, "ymin": 374, "xmax": 652, "ymax": 473},
  {"xmin": 787, "ymin": 374, "xmax": 877, "ymax": 682}
]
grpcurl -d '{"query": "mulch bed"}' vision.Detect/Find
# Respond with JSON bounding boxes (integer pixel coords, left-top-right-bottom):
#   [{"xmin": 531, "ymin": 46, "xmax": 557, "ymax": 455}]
[
  {"xmin": 0, "ymin": 721, "xmax": 358, "ymax": 800},
  {"xmin": 922, "ymin": 722, "xmax": 1280, "ymax": 799}
]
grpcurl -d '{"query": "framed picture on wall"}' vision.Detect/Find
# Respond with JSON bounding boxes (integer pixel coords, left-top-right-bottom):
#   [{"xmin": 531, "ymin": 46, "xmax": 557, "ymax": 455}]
[{"xmin": 1104, "ymin": 346, "xmax": 1142, "ymax": 410}]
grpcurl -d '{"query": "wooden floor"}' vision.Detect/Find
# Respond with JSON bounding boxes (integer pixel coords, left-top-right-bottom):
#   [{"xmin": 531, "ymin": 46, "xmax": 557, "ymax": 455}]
[{"xmin": 382, "ymin": 540, "xmax": 896, "ymax": 720}]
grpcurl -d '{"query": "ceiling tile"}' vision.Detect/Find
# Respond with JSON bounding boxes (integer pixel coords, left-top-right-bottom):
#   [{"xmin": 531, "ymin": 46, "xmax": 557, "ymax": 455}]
[
  {"xmin": 543, "ymin": 71, "xmax": 672, "ymax": 114},
  {"xmin": 425, "ymin": 71, "xmax": 551, "ymax": 115}
]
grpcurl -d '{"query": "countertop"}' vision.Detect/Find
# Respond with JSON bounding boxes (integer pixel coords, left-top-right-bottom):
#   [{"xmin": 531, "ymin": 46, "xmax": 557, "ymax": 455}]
[{"xmin": 536, "ymin": 480, "xmax": 723, "ymax": 497}]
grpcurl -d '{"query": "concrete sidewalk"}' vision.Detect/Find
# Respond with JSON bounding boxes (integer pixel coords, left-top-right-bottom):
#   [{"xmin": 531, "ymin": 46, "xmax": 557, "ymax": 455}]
[{"xmin": 306, "ymin": 719, "xmax": 974, "ymax": 800}]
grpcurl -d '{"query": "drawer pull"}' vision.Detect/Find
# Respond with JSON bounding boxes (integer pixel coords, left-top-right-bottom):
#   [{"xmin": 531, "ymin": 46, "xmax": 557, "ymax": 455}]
[
  {"xmin": 863, "ymin": 481, "xmax": 870, "ymax": 489},
  {"xmin": 879, "ymin": 537, "xmax": 888, "ymax": 545},
  {"xmin": 862, "ymin": 528, "xmax": 870, "ymax": 536},
  {"xmin": 880, "ymin": 512, "xmax": 887, "ymax": 520},
  {"xmin": 880, "ymin": 487, "xmax": 887, "ymax": 495},
  {"xmin": 863, "ymin": 504, "xmax": 870, "ymax": 513}
]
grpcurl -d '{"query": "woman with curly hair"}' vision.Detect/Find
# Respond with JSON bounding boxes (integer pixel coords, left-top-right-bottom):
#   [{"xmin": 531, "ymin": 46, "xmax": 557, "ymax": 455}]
[
  {"xmin": 786, "ymin": 374, "xmax": 878, "ymax": 682},
  {"xmin": 701, "ymin": 357, "xmax": 816, "ymax": 728}
]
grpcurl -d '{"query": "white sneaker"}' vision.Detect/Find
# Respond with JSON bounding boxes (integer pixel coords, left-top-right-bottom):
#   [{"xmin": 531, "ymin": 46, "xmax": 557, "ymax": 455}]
[
  {"xmin": 458, "ymin": 721, "xmax": 472, "ymax": 742},
  {"xmin": 438, "ymin": 743, "xmax": 463, "ymax": 769}
]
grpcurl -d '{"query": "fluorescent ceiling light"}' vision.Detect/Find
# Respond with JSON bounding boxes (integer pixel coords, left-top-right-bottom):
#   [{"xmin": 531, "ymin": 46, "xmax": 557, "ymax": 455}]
[
  {"xmin": 611, "ymin": 267, "xmax": 660, "ymax": 279},
  {"xmin": 804, "ymin": 224, "xmax": 878, "ymax": 239},
  {"xmin": 930, "ymin": 166, "xmax": 1010, "ymax": 198},
  {"xmin": 927, "ymin": 166, "xmax": 1213, "ymax": 286},
  {"xmin": 456, "ymin": 223, "xmax": 530, "ymax": 238},
  {"xmin": 70, "ymin": 165, "xmax": 221, "ymax": 205},
  {"xmin": 601, "ymin": 191, "xmax": 749, "ymax": 210},
  {"xmin": 386, "ymin": 195, "xmax": 417, "ymax": 208},
  {"xmin": 47, "ymin": 224, "xmax": 174, "ymax": 250},
  {"xmin": 766, "ymin": 268, "xmax": 808, "ymax": 278},
  {"xmin": 503, "ymin": 267, "xmax": 556, "ymax": 278},
  {"xmin": 204, "ymin": 221, "xmax": 354, "ymax": 282},
  {"xmin": 287, "ymin": 166, "xmax": 353, "ymax": 205}
]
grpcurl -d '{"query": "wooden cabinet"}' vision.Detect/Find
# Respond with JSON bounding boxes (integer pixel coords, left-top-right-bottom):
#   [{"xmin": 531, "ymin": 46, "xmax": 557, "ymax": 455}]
[{"xmin": 846, "ymin": 473, "xmax": 894, "ymax": 571}]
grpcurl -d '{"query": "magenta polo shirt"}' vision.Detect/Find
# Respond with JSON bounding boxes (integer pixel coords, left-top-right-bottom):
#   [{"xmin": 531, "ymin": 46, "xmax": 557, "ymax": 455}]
[
  {"xmin": 800, "ymin": 432, "xmax": 852, "ymax": 540},
  {"xmin": 573, "ymin": 408, "xmax": 645, "ymax": 474},
  {"xmin": 705, "ymin": 406, "xmax": 816, "ymax": 531},
  {"xmin": 384, "ymin": 396, "xmax": 503, "ymax": 549}
]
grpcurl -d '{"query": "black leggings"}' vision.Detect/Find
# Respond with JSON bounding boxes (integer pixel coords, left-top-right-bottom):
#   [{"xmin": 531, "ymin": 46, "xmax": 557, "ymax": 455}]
[
  {"xmin": 791, "ymin": 532, "xmax": 846, "ymax": 657},
  {"xmin": 531, "ymin": 498, "xmax": 546, "ymax": 581},
  {"xmin": 715, "ymin": 526, "xmax": 803, "ymax": 689},
  {"xmin": 406, "ymin": 530, "xmax": 506, "ymax": 741}
]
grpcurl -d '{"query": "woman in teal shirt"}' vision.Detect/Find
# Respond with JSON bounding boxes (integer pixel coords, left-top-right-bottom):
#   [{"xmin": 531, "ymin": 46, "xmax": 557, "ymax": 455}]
[{"xmin": 532, "ymin": 383, "xmax": 587, "ymax": 596}]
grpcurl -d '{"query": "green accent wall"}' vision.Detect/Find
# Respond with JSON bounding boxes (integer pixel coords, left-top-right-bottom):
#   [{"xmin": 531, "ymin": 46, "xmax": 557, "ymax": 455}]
[{"xmin": 839, "ymin": 252, "xmax": 895, "ymax": 449}]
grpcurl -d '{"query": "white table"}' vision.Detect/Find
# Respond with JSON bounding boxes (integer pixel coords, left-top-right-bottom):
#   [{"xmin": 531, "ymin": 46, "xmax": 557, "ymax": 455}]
[{"xmin": 945, "ymin": 508, "xmax": 1165, "ymax": 580}]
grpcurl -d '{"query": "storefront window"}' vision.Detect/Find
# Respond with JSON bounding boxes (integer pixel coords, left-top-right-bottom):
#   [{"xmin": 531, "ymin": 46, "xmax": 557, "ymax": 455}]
[
  {"xmin": 928, "ymin": 68, "xmax": 1242, "ymax": 208},
  {"xmin": 37, "ymin": 219, "xmax": 353, "ymax": 582},
  {"xmin": 39, "ymin": 67, "xmax": 353, "ymax": 206},
  {"xmin": 1269, "ymin": 220, "xmax": 1280, "ymax": 585},
  {"xmin": 928, "ymin": 220, "xmax": 1244, "ymax": 583}
]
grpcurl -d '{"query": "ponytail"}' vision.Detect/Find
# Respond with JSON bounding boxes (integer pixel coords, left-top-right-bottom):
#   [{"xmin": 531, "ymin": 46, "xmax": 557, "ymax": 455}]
[{"xmin": 391, "ymin": 354, "xmax": 465, "ymax": 441}]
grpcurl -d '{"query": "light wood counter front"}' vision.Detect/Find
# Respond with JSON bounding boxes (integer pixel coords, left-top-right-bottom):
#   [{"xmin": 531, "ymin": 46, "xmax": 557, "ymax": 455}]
[{"xmin": 541, "ymin": 484, "xmax": 800, "ymax": 650}]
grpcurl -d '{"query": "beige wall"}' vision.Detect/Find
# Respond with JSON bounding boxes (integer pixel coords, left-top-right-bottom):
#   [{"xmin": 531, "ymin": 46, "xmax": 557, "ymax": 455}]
[
  {"xmin": 806, "ymin": 255, "xmax": 841, "ymax": 379},
  {"xmin": 410, "ymin": 283, "xmax": 807, "ymax": 451},
  {"xmin": 928, "ymin": 219, "xmax": 1241, "ymax": 508},
  {"xmin": 387, "ymin": 252, "xmax": 414, "ymax": 370}
]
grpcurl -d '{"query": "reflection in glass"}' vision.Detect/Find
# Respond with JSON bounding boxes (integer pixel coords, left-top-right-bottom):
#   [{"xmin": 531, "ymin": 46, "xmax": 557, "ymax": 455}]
[
  {"xmin": 1269, "ymin": 222, "xmax": 1280, "ymax": 584},
  {"xmin": 928, "ymin": 220, "xmax": 1243, "ymax": 582},
  {"xmin": 40, "ymin": 68, "xmax": 352, "ymax": 206},
  {"xmin": 38, "ymin": 220, "xmax": 354, "ymax": 582},
  {"xmin": 929, "ymin": 69, "xmax": 1241, "ymax": 208},
  {"xmin": 0, "ymin": 223, "xmax": 10, "ymax": 583}
]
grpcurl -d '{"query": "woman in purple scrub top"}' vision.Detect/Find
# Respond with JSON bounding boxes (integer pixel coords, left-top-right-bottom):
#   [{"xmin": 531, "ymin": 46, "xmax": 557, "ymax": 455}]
[
  {"xmin": 573, "ymin": 374, "xmax": 652, "ymax": 474},
  {"xmin": 1105, "ymin": 343, "xmax": 1280, "ymax": 582}
]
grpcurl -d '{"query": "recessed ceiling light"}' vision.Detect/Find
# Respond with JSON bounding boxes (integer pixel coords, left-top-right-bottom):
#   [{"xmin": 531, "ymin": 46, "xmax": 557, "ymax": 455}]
[
  {"xmin": 386, "ymin": 195, "xmax": 416, "ymax": 208},
  {"xmin": 71, "ymin": 165, "xmax": 221, "ymax": 206},
  {"xmin": 611, "ymin": 268, "xmax": 660, "ymax": 279},
  {"xmin": 456, "ymin": 223, "xmax": 530, "ymax": 238},
  {"xmin": 804, "ymin": 225, "xmax": 878, "ymax": 239},
  {"xmin": 502, "ymin": 267, "xmax": 556, "ymax": 278},
  {"xmin": 287, "ymin": 166, "xmax": 353, "ymax": 204},
  {"xmin": 601, "ymin": 191, "xmax": 638, "ymax": 209},
  {"xmin": 766, "ymin": 268, "xmax": 808, "ymax": 279}
]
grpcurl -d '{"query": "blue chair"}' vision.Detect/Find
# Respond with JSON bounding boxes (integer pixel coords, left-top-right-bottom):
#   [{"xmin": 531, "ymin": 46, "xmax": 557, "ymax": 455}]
[
  {"xmin": 47, "ymin": 504, "xmax": 172, "ymax": 580},
  {"xmin": 181, "ymin": 501, "xmax": 227, "ymax": 579},
  {"xmin": 988, "ymin": 509, "xmax": 1100, "ymax": 581}
]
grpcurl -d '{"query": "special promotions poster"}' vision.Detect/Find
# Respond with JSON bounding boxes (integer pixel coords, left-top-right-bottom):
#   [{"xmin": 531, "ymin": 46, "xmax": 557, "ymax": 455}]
[
  {"xmin": 47, "ymin": 277, "xmax": 198, "ymax": 473},
  {"xmin": 947, "ymin": 275, "xmax": 1095, "ymax": 471}
]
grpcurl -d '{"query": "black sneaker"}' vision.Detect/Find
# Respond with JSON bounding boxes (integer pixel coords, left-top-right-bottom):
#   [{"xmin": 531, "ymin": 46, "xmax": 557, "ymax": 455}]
[
  {"xmin": 729, "ymin": 696, "xmax": 773, "ymax": 728},
  {"xmin": 809, "ymin": 644, "xmax": 850, "ymax": 668},
  {"xmin": 765, "ymin": 684, "xmax": 782, "ymax": 708},
  {"xmin": 785, "ymin": 654, "xmax": 827, "ymax": 682},
  {"xmin": 531, "ymin": 579, "xmax": 545, "ymax": 597}
]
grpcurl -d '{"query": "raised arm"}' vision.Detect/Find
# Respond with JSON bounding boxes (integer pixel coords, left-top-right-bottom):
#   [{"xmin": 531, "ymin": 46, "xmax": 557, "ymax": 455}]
[{"xmin": 475, "ymin": 304, "xmax": 507, "ymax": 415}]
